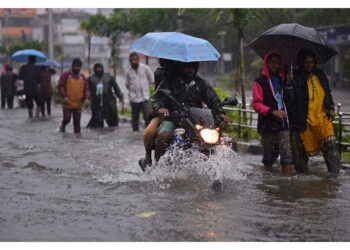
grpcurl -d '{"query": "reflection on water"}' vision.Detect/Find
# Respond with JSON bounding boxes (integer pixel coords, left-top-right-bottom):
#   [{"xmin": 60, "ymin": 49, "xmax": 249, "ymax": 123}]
[{"xmin": 1, "ymin": 107, "xmax": 350, "ymax": 241}]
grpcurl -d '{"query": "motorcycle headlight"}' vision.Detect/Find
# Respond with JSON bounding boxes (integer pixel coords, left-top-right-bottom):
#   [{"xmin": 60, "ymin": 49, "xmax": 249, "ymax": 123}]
[{"xmin": 200, "ymin": 129, "xmax": 219, "ymax": 144}]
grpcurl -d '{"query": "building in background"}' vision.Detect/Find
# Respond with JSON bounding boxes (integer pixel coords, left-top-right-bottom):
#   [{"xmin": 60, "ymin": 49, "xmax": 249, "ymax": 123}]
[
  {"xmin": 1, "ymin": 8, "xmax": 115, "ymax": 74},
  {"xmin": 0, "ymin": 8, "xmax": 36, "ymax": 44}
]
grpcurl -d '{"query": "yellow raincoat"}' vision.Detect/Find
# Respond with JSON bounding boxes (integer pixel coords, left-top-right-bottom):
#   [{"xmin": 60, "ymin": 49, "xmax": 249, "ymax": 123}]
[{"xmin": 299, "ymin": 74, "xmax": 335, "ymax": 156}]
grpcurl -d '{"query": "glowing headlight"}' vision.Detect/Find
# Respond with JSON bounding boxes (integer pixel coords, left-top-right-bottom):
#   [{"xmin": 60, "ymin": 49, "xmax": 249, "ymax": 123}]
[{"xmin": 200, "ymin": 129, "xmax": 220, "ymax": 144}]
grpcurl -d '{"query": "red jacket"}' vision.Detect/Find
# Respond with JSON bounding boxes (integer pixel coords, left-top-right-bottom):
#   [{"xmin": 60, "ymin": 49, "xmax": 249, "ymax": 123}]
[{"xmin": 252, "ymin": 50, "xmax": 289, "ymax": 132}]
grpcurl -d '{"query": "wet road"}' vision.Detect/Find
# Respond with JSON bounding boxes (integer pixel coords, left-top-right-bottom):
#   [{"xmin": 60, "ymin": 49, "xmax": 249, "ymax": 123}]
[{"xmin": 1, "ymin": 106, "xmax": 350, "ymax": 241}]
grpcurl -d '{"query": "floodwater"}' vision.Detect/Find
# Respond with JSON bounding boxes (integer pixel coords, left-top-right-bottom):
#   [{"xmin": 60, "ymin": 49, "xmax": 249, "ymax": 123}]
[{"xmin": 1, "ymin": 105, "xmax": 350, "ymax": 242}]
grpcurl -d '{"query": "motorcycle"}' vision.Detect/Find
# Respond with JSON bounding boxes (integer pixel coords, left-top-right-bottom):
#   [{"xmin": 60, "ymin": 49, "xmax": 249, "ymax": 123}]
[
  {"xmin": 142, "ymin": 88, "xmax": 238, "ymax": 190},
  {"xmin": 156, "ymin": 89, "xmax": 238, "ymax": 153}
]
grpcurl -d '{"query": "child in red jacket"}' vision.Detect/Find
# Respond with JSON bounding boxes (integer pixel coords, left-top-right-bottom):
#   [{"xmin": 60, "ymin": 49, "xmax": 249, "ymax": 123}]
[{"xmin": 252, "ymin": 50, "xmax": 293, "ymax": 174}]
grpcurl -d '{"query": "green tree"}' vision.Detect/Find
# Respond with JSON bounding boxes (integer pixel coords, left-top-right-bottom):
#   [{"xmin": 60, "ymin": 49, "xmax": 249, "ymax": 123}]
[
  {"xmin": 101, "ymin": 9, "xmax": 129, "ymax": 77},
  {"xmin": 126, "ymin": 9, "xmax": 170, "ymax": 64},
  {"xmin": 295, "ymin": 9, "xmax": 350, "ymax": 27},
  {"xmin": 0, "ymin": 40, "xmax": 47, "ymax": 63},
  {"xmin": 80, "ymin": 10, "xmax": 129, "ymax": 77},
  {"xmin": 213, "ymin": 9, "xmax": 265, "ymax": 111},
  {"xmin": 80, "ymin": 14, "xmax": 108, "ymax": 73}
]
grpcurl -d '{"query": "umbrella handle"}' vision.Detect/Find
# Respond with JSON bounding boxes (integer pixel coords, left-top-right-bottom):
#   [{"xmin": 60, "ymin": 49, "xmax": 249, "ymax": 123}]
[{"xmin": 289, "ymin": 59, "xmax": 294, "ymax": 80}]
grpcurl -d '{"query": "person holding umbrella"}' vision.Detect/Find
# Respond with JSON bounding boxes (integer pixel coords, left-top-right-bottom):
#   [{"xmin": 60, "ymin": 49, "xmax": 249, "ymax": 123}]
[
  {"xmin": 128, "ymin": 31, "xmax": 224, "ymax": 168},
  {"xmin": 284, "ymin": 49, "xmax": 340, "ymax": 176},
  {"xmin": 18, "ymin": 55, "xmax": 42, "ymax": 118},
  {"xmin": 249, "ymin": 23, "xmax": 339, "ymax": 175}
]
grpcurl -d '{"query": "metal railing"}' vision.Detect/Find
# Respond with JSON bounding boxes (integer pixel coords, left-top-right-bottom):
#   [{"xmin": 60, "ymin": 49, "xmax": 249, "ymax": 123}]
[
  {"xmin": 223, "ymin": 102, "xmax": 350, "ymax": 157},
  {"xmin": 223, "ymin": 105, "xmax": 257, "ymax": 139},
  {"xmin": 335, "ymin": 103, "xmax": 350, "ymax": 158}
]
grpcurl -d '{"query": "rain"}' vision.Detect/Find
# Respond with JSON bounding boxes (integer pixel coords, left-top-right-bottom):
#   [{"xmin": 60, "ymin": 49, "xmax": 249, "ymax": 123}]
[{"xmin": 1, "ymin": 6, "xmax": 350, "ymax": 244}]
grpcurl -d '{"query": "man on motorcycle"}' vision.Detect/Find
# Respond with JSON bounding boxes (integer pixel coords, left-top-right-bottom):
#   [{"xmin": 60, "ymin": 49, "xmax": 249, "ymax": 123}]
[{"xmin": 153, "ymin": 61, "xmax": 230, "ymax": 162}]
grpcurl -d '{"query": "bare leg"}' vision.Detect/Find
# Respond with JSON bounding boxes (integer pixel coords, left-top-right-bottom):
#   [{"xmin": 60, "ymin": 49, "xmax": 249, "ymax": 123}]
[
  {"xmin": 143, "ymin": 117, "xmax": 160, "ymax": 163},
  {"xmin": 155, "ymin": 132, "xmax": 172, "ymax": 162}
]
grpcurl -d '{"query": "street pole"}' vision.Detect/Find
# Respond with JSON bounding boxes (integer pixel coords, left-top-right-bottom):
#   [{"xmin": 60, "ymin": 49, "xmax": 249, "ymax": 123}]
[
  {"xmin": 0, "ymin": 21, "xmax": 2, "ymax": 46},
  {"xmin": 5, "ymin": 10, "xmax": 9, "ymax": 44},
  {"xmin": 4, "ymin": 9, "xmax": 10, "ymax": 62},
  {"xmin": 48, "ymin": 8, "xmax": 54, "ymax": 60},
  {"xmin": 218, "ymin": 31, "xmax": 226, "ymax": 75}
]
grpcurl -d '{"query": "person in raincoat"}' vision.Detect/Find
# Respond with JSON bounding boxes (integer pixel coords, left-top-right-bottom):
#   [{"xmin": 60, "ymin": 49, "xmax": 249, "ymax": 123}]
[
  {"xmin": 86, "ymin": 63, "xmax": 124, "ymax": 128},
  {"xmin": 58, "ymin": 58, "xmax": 89, "ymax": 134},
  {"xmin": 252, "ymin": 50, "xmax": 293, "ymax": 174},
  {"xmin": 39, "ymin": 66, "xmax": 56, "ymax": 116},
  {"xmin": 0, "ymin": 65, "xmax": 17, "ymax": 109},
  {"xmin": 284, "ymin": 48, "xmax": 340, "ymax": 176}
]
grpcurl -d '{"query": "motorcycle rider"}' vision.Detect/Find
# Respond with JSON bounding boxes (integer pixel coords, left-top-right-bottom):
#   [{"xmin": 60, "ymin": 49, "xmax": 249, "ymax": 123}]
[{"xmin": 153, "ymin": 61, "xmax": 230, "ymax": 162}]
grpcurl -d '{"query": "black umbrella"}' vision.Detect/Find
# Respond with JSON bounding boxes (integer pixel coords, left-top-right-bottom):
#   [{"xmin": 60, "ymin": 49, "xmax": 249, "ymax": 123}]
[{"xmin": 248, "ymin": 23, "xmax": 337, "ymax": 67}]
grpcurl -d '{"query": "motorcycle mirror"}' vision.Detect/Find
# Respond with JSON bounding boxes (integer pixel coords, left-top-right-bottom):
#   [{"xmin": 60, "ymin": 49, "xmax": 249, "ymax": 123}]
[{"xmin": 221, "ymin": 97, "xmax": 238, "ymax": 106}]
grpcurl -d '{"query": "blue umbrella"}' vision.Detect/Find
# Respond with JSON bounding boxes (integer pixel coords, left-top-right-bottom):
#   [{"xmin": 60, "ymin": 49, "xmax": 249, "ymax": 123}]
[
  {"xmin": 11, "ymin": 49, "xmax": 47, "ymax": 63},
  {"xmin": 36, "ymin": 59, "xmax": 60, "ymax": 68},
  {"xmin": 128, "ymin": 32, "xmax": 221, "ymax": 62}
]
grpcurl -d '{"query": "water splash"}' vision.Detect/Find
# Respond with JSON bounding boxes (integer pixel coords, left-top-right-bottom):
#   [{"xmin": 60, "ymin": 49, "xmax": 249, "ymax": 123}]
[
  {"xmin": 147, "ymin": 145, "xmax": 252, "ymax": 189},
  {"xmin": 93, "ymin": 144, "xmax": 252, "ymax": 189}
]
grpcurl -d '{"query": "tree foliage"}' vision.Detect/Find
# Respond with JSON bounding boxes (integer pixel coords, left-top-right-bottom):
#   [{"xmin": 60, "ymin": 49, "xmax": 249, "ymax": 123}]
[
  {"xmin": 296, "ymin": 9, "xmax": 350, "ymax": 27},
  {"xmin": 127, "ymin": 9, "xmax": 169, "ymax": 35},
  {"xmin": 80, "ymin": 14, "xmax": 108, "ymax": 36},
  {"xmin": 0, "ymin": 40, "xmax": 46, "ymax": 59}
]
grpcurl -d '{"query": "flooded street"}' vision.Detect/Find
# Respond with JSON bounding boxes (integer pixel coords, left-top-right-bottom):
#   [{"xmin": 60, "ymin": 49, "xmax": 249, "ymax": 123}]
[{"xmin": 1, "ymin": 105, "xmax": 350, "ymax": 241}]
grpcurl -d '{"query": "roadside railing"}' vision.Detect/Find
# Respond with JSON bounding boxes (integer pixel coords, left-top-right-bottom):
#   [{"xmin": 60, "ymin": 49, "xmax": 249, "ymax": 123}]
[
  {"xmin": 223, "ymin": 102, "xmax": 350, "ymax": 158},
  {"xmin": 223, "ymin": 105, "xmax": 257, "ymax": 139},
  {"xmin": 335, "ymin": 103, "xmax": 350, "ymax": 158}
]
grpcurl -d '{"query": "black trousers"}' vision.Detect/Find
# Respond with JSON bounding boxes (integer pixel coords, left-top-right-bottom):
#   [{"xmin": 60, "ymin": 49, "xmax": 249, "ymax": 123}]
[
  {"xmin": 41, "ymin": 97, "xmax": 52, "ymax": 116},
  {"xmin": 26, "ymin": 94, "xmax": 42, "ymax": 110},
  {"xmin": 130, "ymin": 101, "xmax": 149, "ymax": 131},
  {"xmin": 290, "ymin": 131, "xmax": 340, "ymax": 174},
  {"xmin": 1, "ymin": 94, "xmax": 14, "ymax": 109}
]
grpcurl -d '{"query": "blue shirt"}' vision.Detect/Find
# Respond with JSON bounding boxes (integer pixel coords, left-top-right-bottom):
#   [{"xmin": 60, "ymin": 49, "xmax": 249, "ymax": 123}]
[{"xmin": 270, "ymin": 77, "xmax": 284, "ymax": 111}]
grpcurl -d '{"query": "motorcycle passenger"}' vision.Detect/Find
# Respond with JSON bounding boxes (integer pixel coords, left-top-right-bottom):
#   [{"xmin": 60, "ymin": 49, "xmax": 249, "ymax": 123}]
[
  {"xmin": 153, "ymin": 61, "xmax": 229, "ymax": 162},
  {"xmin": 139, "ymin": 58, "xmax": 174, "ymax": 170}
]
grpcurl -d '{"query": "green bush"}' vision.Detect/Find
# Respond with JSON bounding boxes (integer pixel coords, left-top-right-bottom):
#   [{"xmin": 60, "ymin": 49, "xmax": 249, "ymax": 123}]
[
  {"xmin": 213, "ymin": 87, "xmax": 259, "ymax": 141},
  {"xmin": 52, "ymin": 81, "xmax": 61, "ymax": 104},
  {"xmin": 150, "ymin": 85, "xmax": 155, "ymax": 97}
]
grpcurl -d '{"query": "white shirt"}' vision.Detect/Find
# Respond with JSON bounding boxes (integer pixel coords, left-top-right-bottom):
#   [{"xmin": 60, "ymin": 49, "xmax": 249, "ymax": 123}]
[{"xmin": 125, "ymin": 63, "xmax": 154, "ymax": 103}]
